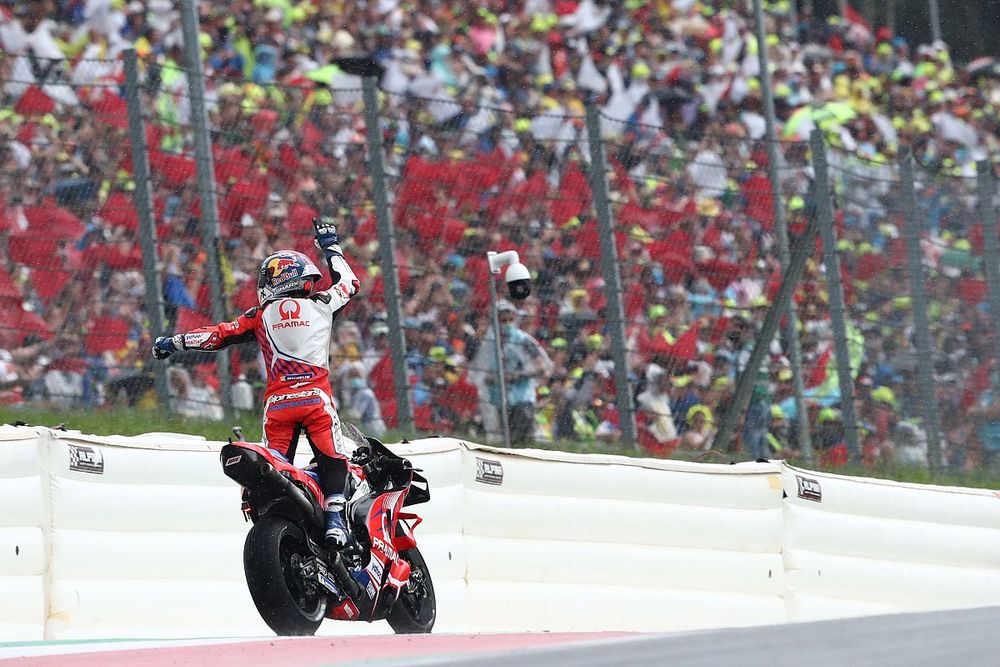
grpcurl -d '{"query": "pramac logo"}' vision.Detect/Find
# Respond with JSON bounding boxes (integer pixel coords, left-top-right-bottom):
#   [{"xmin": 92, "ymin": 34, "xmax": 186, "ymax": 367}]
[
  {"xmin": 278, "ymin": 299, "xmax": 301, "ymax": 321},
  {"xmin": 272, "ymin": 299, "xmax": 310, "ymax": 330}
]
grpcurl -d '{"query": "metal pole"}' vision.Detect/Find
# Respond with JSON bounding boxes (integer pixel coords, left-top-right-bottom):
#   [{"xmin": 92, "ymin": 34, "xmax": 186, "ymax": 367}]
[
  {"xmin": 714, "ymin": 171, "xmax": 822, "ymax": 452},
  {"xmin": 813, "ymin": 130, "xmax": 861, "ymax": 464},
  {"xmin": 179, "ymin": 0, "xmax": 232, "ymax": 418},
  {"xmin": 885, "ymin": 0, "xmax": 897, "ymax": 35},
  {"xmin": 361, "ymin": 75, "xmax": 413, "ymax": 434},
  {"xmin": 123, "ymin": 48, "xmax": 170, "ymax": 409},
  {"xmin": 976, "ymin": 161, "xmax": 1000, "ymax": 399},
  {"xmin": 752, "ymin": 0, "xmax": 814, "ymax": 463},
  {"xmin": 928, "ymin": 0, "xmax": 942, "ymax": 44},
  {"xmin": 488, "ymin": 271, "xmax": 511, "ymax": 449},
  {"xmin": 584, "ymin": 101, "xmax": 638, "ymax": 451},
  {"xmin": 900, "ymin": 149, "xmax": 942, "ymax": 470}
]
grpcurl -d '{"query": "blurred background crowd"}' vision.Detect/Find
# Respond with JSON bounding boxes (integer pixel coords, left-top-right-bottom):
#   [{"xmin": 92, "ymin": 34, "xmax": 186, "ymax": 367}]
[{"xmin": 2, "ymin": 0, "xmax": 1000, "ymax": 470}]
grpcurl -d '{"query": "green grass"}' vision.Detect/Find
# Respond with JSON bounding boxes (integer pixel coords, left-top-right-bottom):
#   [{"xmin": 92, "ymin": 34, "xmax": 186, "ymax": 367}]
[
  {"xmin": 0, "ymin": 406, "xmax": 263, "ymax": 443},
  {"xmin": 2, "ymin": 407, "xmax": 998, "ymax": 490}
]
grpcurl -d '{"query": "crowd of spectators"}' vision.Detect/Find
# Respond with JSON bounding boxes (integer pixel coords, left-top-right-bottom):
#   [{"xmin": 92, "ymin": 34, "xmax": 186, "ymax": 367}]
[{"xmin": 2, "ymin": 0, "xmax": 1000, "ymax": 470}]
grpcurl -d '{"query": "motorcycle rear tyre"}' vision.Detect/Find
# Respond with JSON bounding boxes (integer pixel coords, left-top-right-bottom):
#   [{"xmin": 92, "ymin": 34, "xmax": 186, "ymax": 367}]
[
  {"xmin": 244, "ymin": 516, "xmax": 325, "ymax": 636},
  {"xmin": 386, "ymin": 547, "xmax": 436, "ymax": 634}
]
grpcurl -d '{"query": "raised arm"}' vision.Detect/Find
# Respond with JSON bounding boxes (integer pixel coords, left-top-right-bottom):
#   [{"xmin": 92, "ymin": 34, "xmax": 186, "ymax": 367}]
[{"xmin": 313, "ymin": 216, "xmax": 361, "ymax": 308}]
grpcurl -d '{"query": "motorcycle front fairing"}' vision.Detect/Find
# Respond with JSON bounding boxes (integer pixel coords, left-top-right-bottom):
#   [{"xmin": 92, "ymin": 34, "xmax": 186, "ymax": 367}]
[{"xmin": 343, "ymin": 440, "xmax": 428, "ymax": 620}]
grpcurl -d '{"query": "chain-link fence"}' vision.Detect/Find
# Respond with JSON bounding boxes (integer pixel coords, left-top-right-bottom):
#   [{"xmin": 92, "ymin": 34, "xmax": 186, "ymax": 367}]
[
  {"xmin": 824, "ymin": 146, "xmax": 1000, "ymax": 472},
  {"xmin": 378, "ymin": 92, "xmax": 604, "ymax": 444},
  {"xmin": 4, "ymin": 46, "xmax": 1000, "ymax": 475},
  {"xmin": 0, "ymin": 55, "xmax": 157, "ymax": 411}
]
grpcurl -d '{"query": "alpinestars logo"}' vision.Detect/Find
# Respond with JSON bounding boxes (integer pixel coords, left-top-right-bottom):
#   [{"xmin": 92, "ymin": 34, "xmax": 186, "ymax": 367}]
[
  {"xmin": 183, "ymin": 331, "xmax": 221, "ymax": 350},
  {"xmin": 273, "ymin": 299, "xmax": 309, "ymax": 329}
]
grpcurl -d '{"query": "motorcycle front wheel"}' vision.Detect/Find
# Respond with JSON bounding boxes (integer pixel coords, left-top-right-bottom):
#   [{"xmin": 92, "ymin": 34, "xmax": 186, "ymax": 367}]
[
  {"xmin": 386, "ymin": 546, "xmax": 436, "ymax": 634},
  {"xmin": 244, "ymin": 516, "xmax": 326, "ymax": 636}
]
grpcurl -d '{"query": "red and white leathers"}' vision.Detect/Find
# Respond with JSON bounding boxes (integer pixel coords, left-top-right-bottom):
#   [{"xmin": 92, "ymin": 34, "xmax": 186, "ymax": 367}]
[{"xmin": 178, "ymin": 256, "xmax": 359, "ymax": 466}]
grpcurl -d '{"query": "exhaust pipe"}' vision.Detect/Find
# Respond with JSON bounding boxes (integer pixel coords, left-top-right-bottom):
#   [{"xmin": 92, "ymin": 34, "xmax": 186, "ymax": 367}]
[
  {"xmin": 260, "ymin": 463, "xmax": 325, "ymax": 529},
  {"xmin": 222, "ymin": 445, "xmax": 324, "ymax": 529}
]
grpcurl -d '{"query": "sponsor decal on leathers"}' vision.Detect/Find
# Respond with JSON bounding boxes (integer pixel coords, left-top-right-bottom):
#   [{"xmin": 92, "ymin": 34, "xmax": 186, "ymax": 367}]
[
  {"xmin": 272, "ymin": 299, "xmax": 310, "ymax": 330},
  {"xmin": 182, "ymin": 331, "xmax": 221, "ymax": 349},
  {"xmin": 265, "ymin": 387, "xmax": 324, "ymax": 411}
]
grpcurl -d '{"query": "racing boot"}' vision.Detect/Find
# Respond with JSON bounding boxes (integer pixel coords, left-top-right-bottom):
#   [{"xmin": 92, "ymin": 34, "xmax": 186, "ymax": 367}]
[{"xmin": 324, "ymin": 494, "xmax": 358, "ymax": 553}]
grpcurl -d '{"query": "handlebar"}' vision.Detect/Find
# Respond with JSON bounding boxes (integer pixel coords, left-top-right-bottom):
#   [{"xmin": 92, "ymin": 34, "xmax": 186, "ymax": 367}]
[{"xmin": 351, "ymin": 444, "xmax": 416, "ymax": 488}]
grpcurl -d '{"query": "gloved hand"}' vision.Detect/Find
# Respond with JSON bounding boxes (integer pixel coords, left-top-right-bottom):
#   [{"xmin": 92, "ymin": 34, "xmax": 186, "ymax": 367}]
[
  {"xmin": 313, "ymin": 216, "xmax": 343, "ymax": 258},
  {"xmin": 151, "ymin": 334, "xmax": 184, "ymax": 360}
]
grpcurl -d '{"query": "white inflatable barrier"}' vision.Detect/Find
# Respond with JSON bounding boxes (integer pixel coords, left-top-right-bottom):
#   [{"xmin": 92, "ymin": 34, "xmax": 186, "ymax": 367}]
[
  {"xmin": 459, "ymin": 447, "xmax": 784, "ymax": 631},
  {"xmin": 780, "ymin": 465, "xmax": 1000, "ymax": 621},
  {"xmin": 0, "ymin": 426, "xmax": 47, "ymax": 641},
  {"xmin": 0, "ymin": 426, "xmax": 997, "ymax": 640}
]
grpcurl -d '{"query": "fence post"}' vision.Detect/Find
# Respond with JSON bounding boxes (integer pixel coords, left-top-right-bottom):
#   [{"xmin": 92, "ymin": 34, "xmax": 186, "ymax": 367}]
[
  {"xmin": 813, "ymin": 131, "xmax": 861, "ymax": 464},
  {"xmin": 713, "ymin": 166, "xmax": 822, "ymax": 453},
  {"xmin": 899, "ymin": 149, "xmax": 943, "ymax": 470},
  {"xmin": 929, "ymin": 0, "xmax": 942, "ymax": 44},
  {"xmin": 584, "ymin": 102, "xmax": 637, "ymax": 451},
  {"xmin": 361, "ymin": 75, "xmax": 413, "ymax": 435},
  {"xmin": 976, "ymin": 161, "xmax": 1000, "ymax": 400},
  {"xmin": 179, "ymin": 0, "xmax": 232, "ymax": 418},
  {"xmin": 123, "ymin": 48, "xmax": 170, "ymax": 409},
  {"xmin": 751, "ymin": 0, "xmax": 813, "ymax": 464}
]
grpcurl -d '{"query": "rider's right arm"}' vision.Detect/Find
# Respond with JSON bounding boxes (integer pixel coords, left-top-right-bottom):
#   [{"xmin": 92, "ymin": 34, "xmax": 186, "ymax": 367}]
[
  {"xmin": 316, "ymin": 253, "xmax": 360, "ymax": 314},
  {"xmin": 179, "ymin": 307, "xmax": 260, "ymax": 351},
  {"xmin": 313, "ymin": 219, "xmax": 360, "ymax": 309}
]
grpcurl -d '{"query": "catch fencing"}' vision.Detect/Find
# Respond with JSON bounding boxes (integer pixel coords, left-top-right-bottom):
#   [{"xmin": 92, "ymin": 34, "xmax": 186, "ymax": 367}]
[{"xmin": 2, "ymin": 47, "xmax": 1000, "ymax": 477}]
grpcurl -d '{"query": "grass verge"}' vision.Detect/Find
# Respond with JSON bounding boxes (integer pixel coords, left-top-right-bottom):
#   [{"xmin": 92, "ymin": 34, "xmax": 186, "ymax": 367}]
[{"xmin": 1, "ymin": 407, "xmax": 997, "ymax": 490}]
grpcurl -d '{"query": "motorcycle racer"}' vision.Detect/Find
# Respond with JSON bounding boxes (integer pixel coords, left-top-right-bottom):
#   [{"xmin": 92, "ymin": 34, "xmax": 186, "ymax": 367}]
[{"xmin": 151, "ymin": 218, "xmax": 361, "ymax": 551}]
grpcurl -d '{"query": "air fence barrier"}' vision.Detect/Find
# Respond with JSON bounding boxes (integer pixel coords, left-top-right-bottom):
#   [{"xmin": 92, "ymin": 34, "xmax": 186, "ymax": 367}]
[
  {"xmin": 5, "ymin": 52, "xmax": 1000, "ymax": 482},
  {"xmin": 1, "ymin": 424, "xmax": 999, "ymax": 640}
]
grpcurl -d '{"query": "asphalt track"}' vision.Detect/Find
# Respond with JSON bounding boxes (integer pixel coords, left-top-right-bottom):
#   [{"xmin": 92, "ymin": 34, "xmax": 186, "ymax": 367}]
[{"xmin": 2, "ymin": 606, "xmax": 998, "ymax": 666}]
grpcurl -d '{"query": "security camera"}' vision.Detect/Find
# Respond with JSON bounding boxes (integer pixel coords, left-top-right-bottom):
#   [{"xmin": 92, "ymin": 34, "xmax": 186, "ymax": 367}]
[{"xmin": 506, "ymin": 262, "xmax": 531, "ymax": 301}]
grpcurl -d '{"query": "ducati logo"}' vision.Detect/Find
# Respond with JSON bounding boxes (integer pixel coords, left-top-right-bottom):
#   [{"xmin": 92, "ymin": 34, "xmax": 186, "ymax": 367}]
[{"xmin": 278, "ymin": 299, "xmax": 301, "ymax": 321}]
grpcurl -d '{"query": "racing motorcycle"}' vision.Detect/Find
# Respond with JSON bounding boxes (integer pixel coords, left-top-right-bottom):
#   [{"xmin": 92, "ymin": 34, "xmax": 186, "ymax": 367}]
[{"xmin": 220, "ymin": 424, "xmax": 435, "ymax": 635}]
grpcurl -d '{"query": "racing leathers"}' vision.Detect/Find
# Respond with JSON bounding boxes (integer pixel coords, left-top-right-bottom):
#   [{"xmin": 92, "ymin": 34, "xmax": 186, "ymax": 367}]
[{"xmin": 158, "ymin": 249, "xmax": 360, "ymax": 549}]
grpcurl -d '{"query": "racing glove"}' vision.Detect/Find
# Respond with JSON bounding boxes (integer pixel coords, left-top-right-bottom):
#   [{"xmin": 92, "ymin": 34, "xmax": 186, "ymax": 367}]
[
  {"xmin": 313, "ymin": 216, "xmax": 344, "ymax": 259},
  {"xmin": 152, "ymin": 334, "xmax": 184, "ymax": 360}
]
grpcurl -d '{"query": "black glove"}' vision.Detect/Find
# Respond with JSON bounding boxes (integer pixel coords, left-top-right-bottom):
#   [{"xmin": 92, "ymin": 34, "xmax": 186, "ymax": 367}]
[
  {"xmin": 152, "ymin": 334, "xmax": 184, "ymax": 360},
  {"xmin": 313, "ymin": 216, "xmax": 343, "ymax": 258}
]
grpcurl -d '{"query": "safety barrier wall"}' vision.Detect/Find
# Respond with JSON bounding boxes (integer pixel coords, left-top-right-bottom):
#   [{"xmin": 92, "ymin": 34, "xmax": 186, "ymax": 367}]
[
  {"xmin": 1, "ymin": 427, "xmax": 998, "ymax": 640},
  {"xmin": 0, "ymin": 427, "xmax": 47, "ymax": 641},
  {"xmin": 458, "ymin": 448, "xmax": 784, "ymax": 632},
  {"xmin": 780, "ymin": 466, "xmax": 1000, "ymax": 620}
]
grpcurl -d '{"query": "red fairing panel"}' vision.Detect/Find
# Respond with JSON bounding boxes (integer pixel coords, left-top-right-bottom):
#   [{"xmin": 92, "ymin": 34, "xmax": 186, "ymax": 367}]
[
  {"xmin": 327, "ymin": 598, "xmax": 360, "ymax": 621},
  {"xmin": 393, "ymin": 513, "xmax": 421, "ymax": 553}
]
